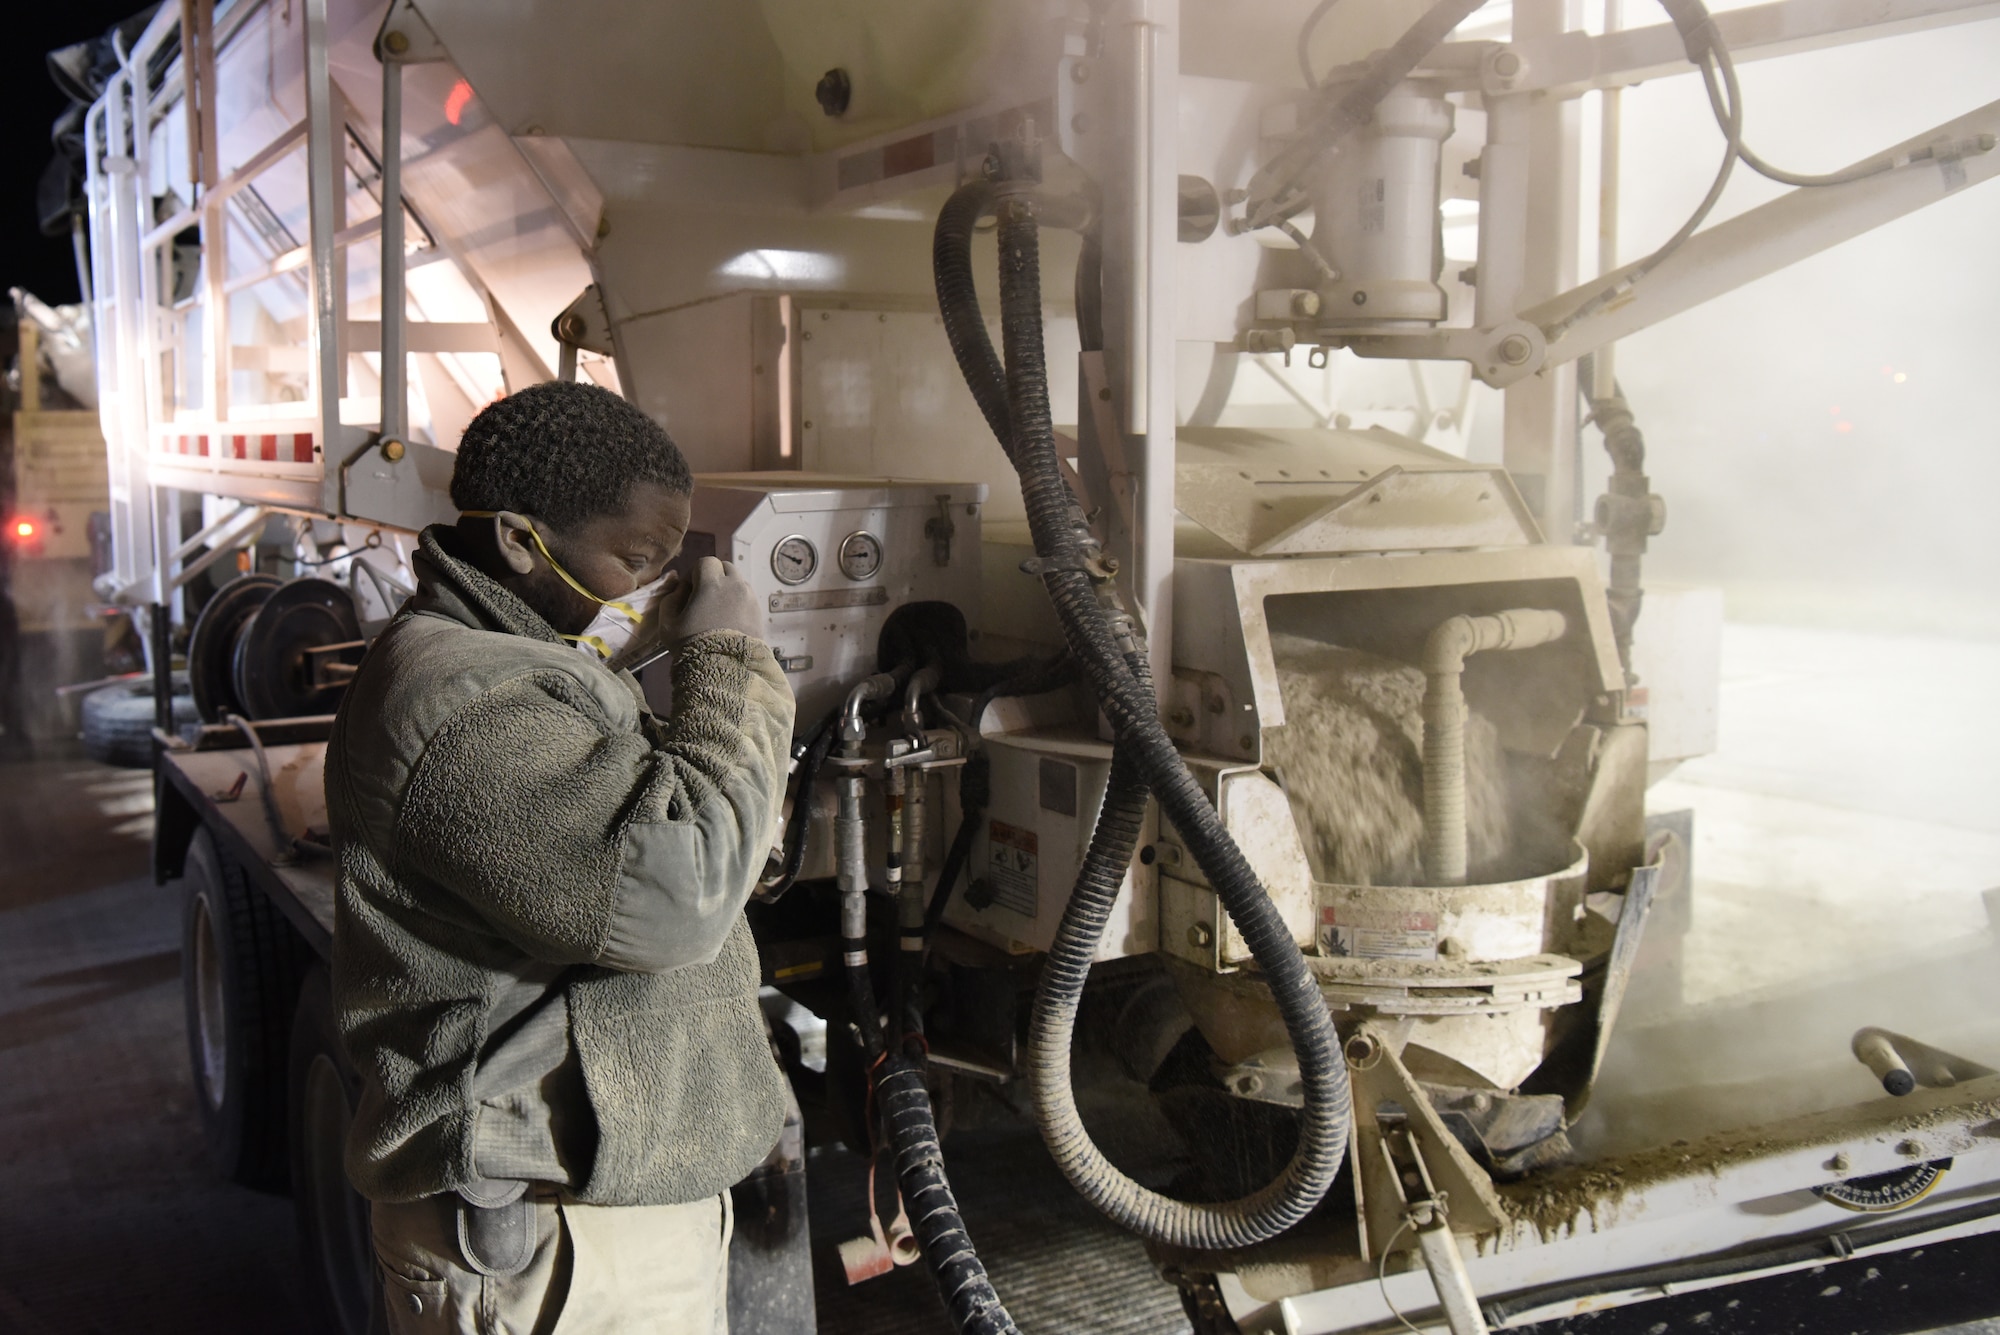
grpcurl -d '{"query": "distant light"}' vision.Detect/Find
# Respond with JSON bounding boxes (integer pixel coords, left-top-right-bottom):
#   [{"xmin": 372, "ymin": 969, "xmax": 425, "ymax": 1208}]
[
  {"xmin": 853, "ymin": 204, "xmax": 929, "ymax": 222},
  {"xmin": 717, "ymin": 248, "xmax": 846, "ymax": 286},
  {"xmin": 1834, "ymin": 421, "xmax": 1854, "ymax": 434},
  {"xmin": 1894, "ymin": 372, "xmax": 1907, "ymax": 384},
  {"xmin": 445, "ymin": 79, "xmax": 473, "ymax": 126},
  {"xmin": 10, "ymin": 519, "xmax": 34, "ymax": 540}
]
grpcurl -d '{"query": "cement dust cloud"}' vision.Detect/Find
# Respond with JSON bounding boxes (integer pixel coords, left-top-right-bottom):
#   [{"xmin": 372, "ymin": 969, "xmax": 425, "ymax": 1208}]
[{"xmin": 1263, "ymin": 632, "xmax": 1508, "ymax": 887}]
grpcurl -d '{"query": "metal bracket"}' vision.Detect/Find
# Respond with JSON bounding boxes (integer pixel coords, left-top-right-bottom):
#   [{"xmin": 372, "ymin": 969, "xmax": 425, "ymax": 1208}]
[
  {"xmin": 1336, "ymin": 318, "xmax": 1547, "ymax": 388},
  {"xmin": 373, "ymin": 0, "xmax": 450, "ymax": 64},
  {"xmin": 924, "ymin": 493, "xmax": 956, "ymax": 566},
  {"xmin": 552, "ymin": 284, "xmax": 616, "ymax": 380},
  {"xmin": 1348, "ymin": 1022, "xmax": 1507, "ymax": 1263}
]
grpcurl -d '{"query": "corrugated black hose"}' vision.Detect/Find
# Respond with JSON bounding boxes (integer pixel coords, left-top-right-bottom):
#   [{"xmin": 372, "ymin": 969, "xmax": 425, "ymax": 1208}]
[{"xmin": 979, "ymin": 183, "xmax": 1349, "ymax": 1248}]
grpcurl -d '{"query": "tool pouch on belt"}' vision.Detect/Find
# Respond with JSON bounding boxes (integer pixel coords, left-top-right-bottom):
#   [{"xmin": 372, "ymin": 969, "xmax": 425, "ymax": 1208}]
[{"xmin": 455, "ymin": 1179, "xmax": 535, "ymax": 1278}]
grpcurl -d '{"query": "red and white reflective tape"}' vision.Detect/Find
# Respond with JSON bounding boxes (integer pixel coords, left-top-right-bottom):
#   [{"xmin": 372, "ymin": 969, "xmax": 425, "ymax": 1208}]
[{"xmin": 159, "ymin": 432, "xmax": 317, "ymax": 464}]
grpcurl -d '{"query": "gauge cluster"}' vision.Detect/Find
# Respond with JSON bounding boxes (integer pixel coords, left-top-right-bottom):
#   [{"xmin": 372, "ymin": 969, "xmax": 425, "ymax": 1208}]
[{"xmin": 647, "ymin": 479, "xmax": 986, "ymax": 726}]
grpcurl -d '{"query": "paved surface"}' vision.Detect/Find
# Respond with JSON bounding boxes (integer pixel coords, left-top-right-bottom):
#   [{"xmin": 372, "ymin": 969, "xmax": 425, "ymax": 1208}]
[{"xmin": 1651, "ymin": 624, "xmax": 2000, "ymax": 1010}]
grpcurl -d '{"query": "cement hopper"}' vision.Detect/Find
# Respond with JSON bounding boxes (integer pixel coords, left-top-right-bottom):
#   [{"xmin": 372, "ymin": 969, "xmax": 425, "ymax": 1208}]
[{"xmin": 1156, "ymin": 427, "xmax": 1652, "ymax": 1177}]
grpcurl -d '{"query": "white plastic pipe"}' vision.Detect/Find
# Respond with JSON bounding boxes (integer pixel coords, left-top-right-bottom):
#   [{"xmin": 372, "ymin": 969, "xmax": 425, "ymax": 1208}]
[{"xmin": 1420, "ymin": 609, "xmax": 1567, "ymax": 885}]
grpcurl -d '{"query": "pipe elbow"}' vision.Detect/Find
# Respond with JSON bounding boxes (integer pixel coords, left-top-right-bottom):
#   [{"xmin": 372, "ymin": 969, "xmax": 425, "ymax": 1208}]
[
  {"xmin": 842, "ymin": 672, "xmax": 897, "ymax": 743},
  {"xmin": 1422, "ymin": 615, "xmax": 1481, "ymax": 676}
]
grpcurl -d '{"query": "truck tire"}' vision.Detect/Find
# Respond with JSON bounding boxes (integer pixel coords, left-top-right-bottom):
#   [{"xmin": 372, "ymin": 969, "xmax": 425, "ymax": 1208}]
[
  {"xmin": 289, "ymin": 965, "xmax": 386, "ymax": 1335},
  {"xmin": 81, "ymin": 677, "xmax": 199, "ymax": 767},
  {"xmin": 180, "ymin": 826, "xmax": 307, "ymax": 1191}
]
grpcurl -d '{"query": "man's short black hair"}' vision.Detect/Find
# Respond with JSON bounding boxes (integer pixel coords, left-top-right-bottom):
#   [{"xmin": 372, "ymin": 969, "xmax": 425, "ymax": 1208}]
[{"xmin": 450, "ymin": 380, "xmax": 692, "ymax": 530}]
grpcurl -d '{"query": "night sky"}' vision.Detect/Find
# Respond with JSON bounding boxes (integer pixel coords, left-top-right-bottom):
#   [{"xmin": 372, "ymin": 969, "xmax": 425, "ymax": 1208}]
[{"xmin": 2, "ymin": 1, "xmax": 156, "ymax": 307}]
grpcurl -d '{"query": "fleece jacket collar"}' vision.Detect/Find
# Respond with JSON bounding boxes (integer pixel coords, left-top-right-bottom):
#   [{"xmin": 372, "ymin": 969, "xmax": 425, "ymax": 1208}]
[{"xmin": 410, "ymin": 525, "xmax": 566, "ymax": 646}]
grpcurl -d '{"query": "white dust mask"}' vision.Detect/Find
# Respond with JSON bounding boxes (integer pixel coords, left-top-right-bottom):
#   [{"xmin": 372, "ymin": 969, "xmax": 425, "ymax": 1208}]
[{"xmin": 570, "ymin": 569, "xmax": 670, "ymax": 662}]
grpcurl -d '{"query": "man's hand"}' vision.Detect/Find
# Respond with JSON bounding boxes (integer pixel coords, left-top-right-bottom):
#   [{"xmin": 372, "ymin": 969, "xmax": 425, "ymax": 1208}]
[
  {"xmin": 675, "ymin": 557, "xmax": 766, "ymax": 645},
  {"xmin": 606, "ymin": 571, "xmax": 688, "ymax": 673}
]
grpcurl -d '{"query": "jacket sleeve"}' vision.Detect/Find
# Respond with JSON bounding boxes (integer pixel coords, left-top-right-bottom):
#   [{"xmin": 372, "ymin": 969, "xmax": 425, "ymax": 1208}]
[{"xmin": 394, "ymin": 631, "xmax": 796, "ymax": 971}]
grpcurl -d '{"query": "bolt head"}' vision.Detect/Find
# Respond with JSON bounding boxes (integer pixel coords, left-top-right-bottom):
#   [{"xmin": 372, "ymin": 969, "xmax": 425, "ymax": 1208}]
[
  {"xmin": 1829, "ymin": 1152, "xmax": 1852, "ymax": 1172},
  {"xmin": 1292, "ymin": 290, "xmax": 1322, "ymax": 318},
  {"xmin": 380, "ymin": 438, "xmax": 405, "ymax": 462},
  {"xmin": 1187, "ymin": 922, "xmax": 1214, "ymax": 949},
  {"xmin": 383, "ymin": 29, "xmax": 411, "ymax": 55},
  {"xmin": 1898, "ymin": 1138, "xmax": 1926, "ymax": 1158},
  {"xmin": 557, "ymin": 313, "xmax": 586, "ymax": 341},
  {"xmin": 1070, "ymin": 61, "xmax": 1091, "ymax": 84},
  {"xmin": 1499, "ymin": 333, "xmax": 1534, "ymax": 365},
  {"xmin": 1493, "ymin": 50, "xmax": 1523, "ymax": 78}
]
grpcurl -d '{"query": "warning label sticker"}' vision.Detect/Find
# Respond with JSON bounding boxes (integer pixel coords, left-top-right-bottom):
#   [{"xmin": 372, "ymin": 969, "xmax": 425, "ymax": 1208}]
[
  {"xmin": 1318, "ymin": 907, "xmax": 1439, "ymax": 961},
  {"xmin": 987, "ymin": 821, "xmax": 1039, "ymax": 918}
]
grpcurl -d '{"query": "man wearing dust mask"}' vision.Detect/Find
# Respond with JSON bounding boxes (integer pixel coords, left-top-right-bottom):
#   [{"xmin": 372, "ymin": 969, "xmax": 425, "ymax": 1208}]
[{"xmin": 325, "ymin": 380, "xmax": 793, "ymax": 1333}]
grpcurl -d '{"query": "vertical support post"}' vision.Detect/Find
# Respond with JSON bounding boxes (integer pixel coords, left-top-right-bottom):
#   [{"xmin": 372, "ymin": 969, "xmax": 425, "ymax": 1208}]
[
  {"xmin": 1501, "ymin": 0, "xmax": 1582, "ymax": 541},
  {"xmin": 151, "ymin": 602, "xmax": 174, "ymax": 736},
  {"xmin": 1593, "ymin": 0, "xmax": 1623, "ymax": 401},
  {"xmin": 19, "ymin": 323, "xmax": 41, "ymax": 413},
  {"xmin": 379, "ymin": 54, "xmax": 406, "ymax": 444},
  {"xmin": 1473, "ymin": 99, "xmax": 1530, "ymax": 329},
  {"xmin": 303, "ymin": 0, "xmax": 343, "ymax": 452},
  {"xmin": 102, "ymin": 74, "xmax": 157, "ymax": 601},
  {"xmin": 1103, "ymin": 0, "xmax": 1177, "ymax": 686},
  {"xmin": 190, "ymin": 0, "xmax": 228, "ymax": 429}
]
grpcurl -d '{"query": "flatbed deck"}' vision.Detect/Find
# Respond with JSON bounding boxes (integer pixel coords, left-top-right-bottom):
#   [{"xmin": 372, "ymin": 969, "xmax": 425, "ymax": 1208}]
[{"xmin": 160, "ymin": 741, "xmax": 336, "ymax": 956}]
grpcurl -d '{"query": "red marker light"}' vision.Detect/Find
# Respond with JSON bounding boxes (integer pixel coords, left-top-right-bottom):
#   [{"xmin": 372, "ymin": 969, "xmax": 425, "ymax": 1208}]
[
  {"xmin": 444, "ymin": 79, "xmax": 473, "ymax": 126},
  {"xmin": 10, "ymin": 519, "xmax": 34, "ymax": 540}
]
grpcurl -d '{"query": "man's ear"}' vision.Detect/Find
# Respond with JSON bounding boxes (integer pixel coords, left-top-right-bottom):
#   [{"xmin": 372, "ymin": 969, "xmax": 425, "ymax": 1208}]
[{"xmin": 492, "ymin": 512, "xmax": 539, "ymax": 576}]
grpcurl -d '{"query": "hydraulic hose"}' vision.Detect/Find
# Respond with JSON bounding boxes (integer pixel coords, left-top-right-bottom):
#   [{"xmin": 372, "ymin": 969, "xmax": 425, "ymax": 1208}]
[
  {"xmin": 934, "ymin": 175, "xmax": 1352, "ymax": 1249},
  {"xmin": 1576, "ymin": 352, "xmax": 1662, "ymax": 686},
  {"xmin": 766, "ymin": 707, "xmax": 843, "ymax": 898},
  {"xmin": 877, "ymin": 1055, "xmax": 1020, "ymax": 1335},
  {"xmin": 926, "ymin": 655, "xmax": 1076, "ymax": 933}
]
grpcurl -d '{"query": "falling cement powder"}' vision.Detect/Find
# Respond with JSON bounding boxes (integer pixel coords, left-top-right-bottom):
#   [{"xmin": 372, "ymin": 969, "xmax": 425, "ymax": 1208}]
[{"xmin": 1262, "ymin": 633, "xmax": 1510, "ymax": 886}]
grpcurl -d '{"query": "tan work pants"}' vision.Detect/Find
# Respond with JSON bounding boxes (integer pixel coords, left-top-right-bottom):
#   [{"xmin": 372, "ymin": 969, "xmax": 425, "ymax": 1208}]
[{"xmin": 372, "ymin": 1190, "xmax": 732, "ymax": 1335}]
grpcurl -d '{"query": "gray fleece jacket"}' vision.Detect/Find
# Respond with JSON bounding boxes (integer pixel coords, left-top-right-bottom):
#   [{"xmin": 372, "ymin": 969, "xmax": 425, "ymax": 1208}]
[{"xmin": 325, "ymin": 528, "xmax": 793, "ymax": 1206}]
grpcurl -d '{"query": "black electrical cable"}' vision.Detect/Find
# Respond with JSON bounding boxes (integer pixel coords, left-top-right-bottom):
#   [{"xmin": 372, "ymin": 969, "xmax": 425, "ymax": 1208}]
[
  {"xmin": 930, "ymin": 167, "xmax": 1355, "ymax": 1251},
  {"xmin": 926, "ymin": 656, "xmax": 1074, "ymax": 932},
  {"xmin": 765, "ymin": 706, "xmax": 845, "ymax": 899}
]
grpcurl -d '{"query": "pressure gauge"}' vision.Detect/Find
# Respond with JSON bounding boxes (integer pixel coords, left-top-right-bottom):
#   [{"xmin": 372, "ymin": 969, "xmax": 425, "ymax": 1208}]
[
  {"xmin": 771, "ymin": 535, "xmax": 817, "ymax": 585},
  {"xmin": 838, "ymin": 531, "xmax": 883, "ymax": 581}
]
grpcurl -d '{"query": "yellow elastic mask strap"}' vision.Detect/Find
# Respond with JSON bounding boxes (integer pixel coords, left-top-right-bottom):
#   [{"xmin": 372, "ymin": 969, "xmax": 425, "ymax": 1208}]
[{"xmin": 461, "ymin": 510, "xmax": 643, "ymax": 621}]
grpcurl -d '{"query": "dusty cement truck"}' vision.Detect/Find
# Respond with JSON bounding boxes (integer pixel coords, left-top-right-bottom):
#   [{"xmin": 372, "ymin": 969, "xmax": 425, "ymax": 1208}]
[{"xmin": 75, "ymin": 0, "xmax": 2000, "ymax": 1330}]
